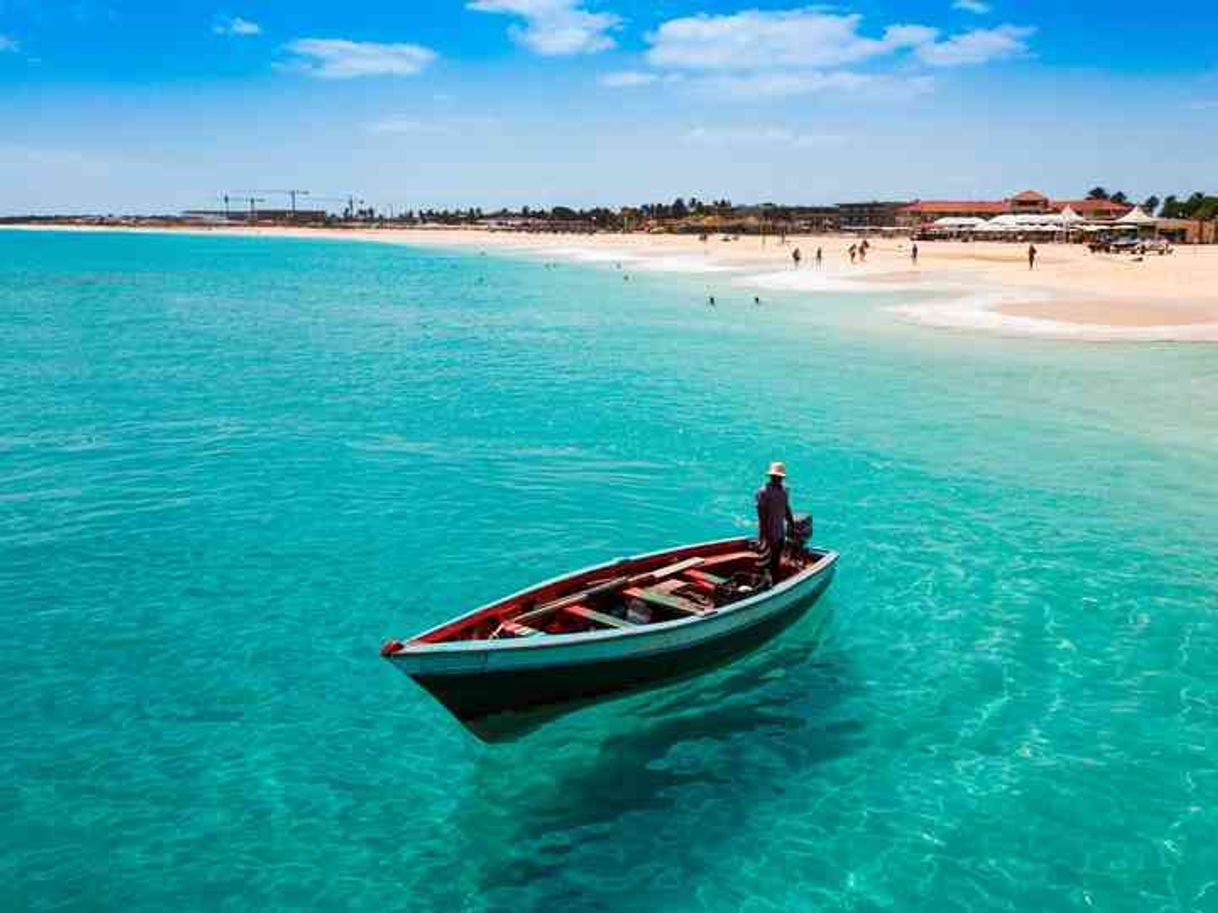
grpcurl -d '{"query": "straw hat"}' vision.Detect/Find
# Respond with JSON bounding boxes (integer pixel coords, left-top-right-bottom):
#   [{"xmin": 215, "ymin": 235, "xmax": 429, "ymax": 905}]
[{"xmin": 767, "ymin": 461, "xmax": 786, "ymax": 478}]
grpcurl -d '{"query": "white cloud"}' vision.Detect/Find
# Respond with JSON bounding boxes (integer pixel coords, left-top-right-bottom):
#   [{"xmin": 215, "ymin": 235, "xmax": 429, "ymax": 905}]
[
  {"xmin": 0, "ymin": 35, "xmax": 19, "ymax": 52},
  {"xmin": 645, "ymin": 10, "xmax": 934, "ymax": 71},
  {"xmin": 952, "ymin": 0, "xmax": 992, "ymax": 13},
  {"xmin": 638, "ymin": 9, "xmax": 1033, "ymax": 89},
  {"xmin": 684, "ymin": 125, "xmax": 848, "ymax": 148},
  {"xmin": 915, "ymin": 24, "xmax": 1033, "ymax": 66},
  {"xmin": 468, "ymin": 0, "xmax": 619, "ymax": 55},
  {"xmin": 284, "ymin": 38, "xmax": 438, "ymax": 78},
  {"xmin": 214, "ymin": 17, "xmax": 262, "ymax": 37},
  {"xmin": 598, "ymin": 70, "xmax": 658, "ymax": 87}
]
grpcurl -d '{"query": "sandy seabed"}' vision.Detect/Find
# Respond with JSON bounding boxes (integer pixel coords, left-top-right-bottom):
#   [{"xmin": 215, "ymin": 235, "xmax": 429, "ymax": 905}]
[{"xmin": 11, "ymin": 223, "xmax": 1218, "ymax": 342}]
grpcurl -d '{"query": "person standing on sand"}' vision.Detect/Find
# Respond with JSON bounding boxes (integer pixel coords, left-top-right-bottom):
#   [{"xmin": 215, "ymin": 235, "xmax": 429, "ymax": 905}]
[
  {"xmin": 792, "ymin": 247, "xmax": 802, "ymax": 269},
  {"xmin": 848, "ymin": 243, "xmax": 857, "ymax": 264},
  {"xmin": 911, "ymin": 242, "xmax": 919, "ymax": 265},
  {"xmin": 756, "ymin": 462, "xmax": 795, "ymax": 584},
  {"xmin": 1028, "ymin": 244, "xmax": 1037, "ymax": 270},
  {"xmin": 815, "ymin": 247, "xmax": 823, "ymax": 268}
]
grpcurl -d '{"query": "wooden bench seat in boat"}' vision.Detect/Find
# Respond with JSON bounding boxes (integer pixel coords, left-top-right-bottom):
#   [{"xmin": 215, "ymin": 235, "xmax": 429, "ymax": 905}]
[
  {"xmin": 695, "ymin": 551, "xmax": 759, "ymax": 573},
  {"xmin": 645, "ymin": 556, "xmax": 704, "ymax": 580},
  {"xmin": 649, "ymin": 578, "xmax": 691, "ymax": 595},
  {"xmin": 680, "ymin": 568, "xmax": 727, "ymax": 594},
  {"xmin": 501, "ymin": 620, "xmax": 542, "ymax": 637},
  {"xmin": 510, "ymin": 558, "xmax": 706, "ymax": 628},
  {"xmin": 622, "ymin": 586, "xmax": 706, "ymax": 617},
  {"xmin": 564, "ymin": 604, "xmax": 635, "ymax": 630}
]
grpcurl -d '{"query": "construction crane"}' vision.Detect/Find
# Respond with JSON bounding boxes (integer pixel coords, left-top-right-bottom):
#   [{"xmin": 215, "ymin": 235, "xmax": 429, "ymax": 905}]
[
  {"xmin": 217, "ymin": 193, "xmax": 265, "ymax": 220},
  {"xmin": 308, "ymin": 194, "xmax": 366, "ymax": 220},
  {"xmin": 227, "ymin": 189, "xmax": 311, "ymax": 214}
]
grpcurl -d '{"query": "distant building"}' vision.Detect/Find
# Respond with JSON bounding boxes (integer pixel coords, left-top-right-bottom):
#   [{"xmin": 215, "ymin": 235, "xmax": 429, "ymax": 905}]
[
  {"xmin": 181, "ymin": 209, "xmax": 329, "ymax": 224},
  {"xmin": 788, "ymin": 206, "xmax": 840, "ymax": 232},
  {"xmin": 475, "ymin": 214, "xmax": 598, "ymax": 233},
  {"xmin": 722, "ymin": 204, "xmax": 840, "ymax": 234},
  {"xmin": 1050, "ymin": 198, "xmax": 1133, "ymax": 221},
  {"xmin": 1156, "ymin": 218, "xmax": 1217, "ymax": 244},
  {"xmin": 894, "ymin": 200, "xmax": 1008, "ymax": 225},
  {"xmin": 898, "ymin": 190, "xmax": 1133, "ymax": 229},
  {"xmin": 1008, "ymin": 189, "xmax": 1052, "ymax": 213},
  {"xmin": 836, "ymin": 200, "xmax": 911, "ymax": 230}
]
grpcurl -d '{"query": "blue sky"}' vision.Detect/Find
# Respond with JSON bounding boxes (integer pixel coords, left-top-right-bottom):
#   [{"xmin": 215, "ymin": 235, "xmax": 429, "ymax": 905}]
[{"xmin": 1, "ymin": 1, "xmax": 1215, "ymax": 213}]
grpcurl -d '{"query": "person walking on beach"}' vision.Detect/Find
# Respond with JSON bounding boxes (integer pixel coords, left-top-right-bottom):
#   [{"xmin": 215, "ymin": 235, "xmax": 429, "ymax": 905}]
[
  {"xmin": 848, "ymin": 243, "xmax": 857, "ymax": 264},
  {"xmin": 859, "ymin": 239, "xmax": 869, "ymax": 262},
  {"xmin": 1028, "ymin": 244, "xmax": 1038, "ymax": 270},
  {"xmin": 792, "ymin": 247, "xmax": 802, "ymax": 269},
  {"xmin": 911, "ymin": 242, "xmax": 919, "ymax": 266},
  {"xmin": 756, "ymin": 462, "xmax": 795, "ymax": 584},
  {"xmin": 815, "ymin": 247, "xmax": 823, "ymax": 269}
]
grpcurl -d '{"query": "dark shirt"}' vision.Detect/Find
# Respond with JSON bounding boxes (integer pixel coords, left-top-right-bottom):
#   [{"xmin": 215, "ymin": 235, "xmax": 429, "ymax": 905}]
[{"xmin": 755, "ymin": 481, "xmax": 793, "ymax": 544}]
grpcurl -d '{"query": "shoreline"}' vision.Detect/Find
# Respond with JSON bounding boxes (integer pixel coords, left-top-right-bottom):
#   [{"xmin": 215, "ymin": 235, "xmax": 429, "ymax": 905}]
[{"xmin": 7, "ymin": 222, "xmax": 1218, "ymax": 343}]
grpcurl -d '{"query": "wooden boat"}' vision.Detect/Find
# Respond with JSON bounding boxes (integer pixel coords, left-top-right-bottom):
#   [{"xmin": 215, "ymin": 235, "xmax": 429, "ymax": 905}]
[{"xmin": 381, "ymin": 536, "xmax": 838, "ymax": 738}]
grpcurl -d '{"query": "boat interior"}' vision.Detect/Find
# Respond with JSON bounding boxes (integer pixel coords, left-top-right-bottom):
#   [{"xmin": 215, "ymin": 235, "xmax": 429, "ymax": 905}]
[{"xmin": 416, "ymin": 540, "xmax": 823, "ymax": 644}]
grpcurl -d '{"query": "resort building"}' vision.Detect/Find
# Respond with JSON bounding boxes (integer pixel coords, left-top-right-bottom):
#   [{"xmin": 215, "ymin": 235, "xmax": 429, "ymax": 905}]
[
  {"xmin": 836, "ymin": 200, "xmax": 911, "ymax": 230},
  {"xmin": 898, "ymin": 190, "xmax": 1133, "ymax": 230}
]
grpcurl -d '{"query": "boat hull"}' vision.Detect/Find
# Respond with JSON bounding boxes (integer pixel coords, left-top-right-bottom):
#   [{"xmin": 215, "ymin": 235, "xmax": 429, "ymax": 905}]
[{"xmin": 391, "ymin": 551, "xmax": 836, "ymax": 737}]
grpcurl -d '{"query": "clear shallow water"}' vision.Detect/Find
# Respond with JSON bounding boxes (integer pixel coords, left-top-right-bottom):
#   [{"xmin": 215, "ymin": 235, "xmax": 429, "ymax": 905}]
[{"xmin": 2, "ymin": 229, "xmax": 1216, "ymax": 913}]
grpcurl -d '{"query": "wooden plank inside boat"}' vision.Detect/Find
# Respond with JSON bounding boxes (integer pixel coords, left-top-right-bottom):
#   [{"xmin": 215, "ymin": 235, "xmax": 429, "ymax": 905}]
[
  {"xmin": 564, "ymin": 604, "xmax": 635, "ymax": 630},
  {"xmin": 622, "ymin": 586, "xmax": 706, "ymax": 616}
]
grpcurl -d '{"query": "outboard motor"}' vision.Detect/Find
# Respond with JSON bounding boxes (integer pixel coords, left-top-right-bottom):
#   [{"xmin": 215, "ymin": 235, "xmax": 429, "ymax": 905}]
[{"xmin": 789, "ymin": 512, "xmax": 813, "ymax": 551}]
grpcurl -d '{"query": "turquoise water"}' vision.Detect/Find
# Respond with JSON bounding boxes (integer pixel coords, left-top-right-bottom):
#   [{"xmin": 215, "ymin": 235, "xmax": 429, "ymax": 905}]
[{"xmin": 2, "ymin": 229, "xmax": 1216, "ymax": 913}]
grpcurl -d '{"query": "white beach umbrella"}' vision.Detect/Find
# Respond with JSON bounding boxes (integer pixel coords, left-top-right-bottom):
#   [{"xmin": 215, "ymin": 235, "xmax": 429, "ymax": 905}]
[{"xmin": 1116, "ymin": 206, "xmax": 1157, "ymax": 225}]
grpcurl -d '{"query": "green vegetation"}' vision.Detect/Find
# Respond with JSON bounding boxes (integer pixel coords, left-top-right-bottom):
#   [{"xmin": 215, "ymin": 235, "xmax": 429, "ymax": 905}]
[
  {"xmin": 1158, "ymin": 192, "xmax": 1218, "ymax": 220},
  {"xmin": 1087, "ymin": 186, "xmax": 1216, "ymax": 218}
]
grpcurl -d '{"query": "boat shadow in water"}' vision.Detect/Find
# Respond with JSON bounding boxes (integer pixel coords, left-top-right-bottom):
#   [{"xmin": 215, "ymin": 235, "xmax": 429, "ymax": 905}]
[{"xmin": 402, "ymin": 604, "xmax": 866, "ymax": 911}]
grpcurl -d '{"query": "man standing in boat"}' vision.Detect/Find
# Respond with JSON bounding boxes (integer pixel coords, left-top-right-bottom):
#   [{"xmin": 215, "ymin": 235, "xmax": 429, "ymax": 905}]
[{"xmin": 756, "ymin": 461, "xmax": 795, "ymax": 584}]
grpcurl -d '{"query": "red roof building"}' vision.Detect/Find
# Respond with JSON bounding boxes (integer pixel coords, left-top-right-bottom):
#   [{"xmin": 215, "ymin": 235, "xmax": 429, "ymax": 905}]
[
  {"xmin": 1009, "ymin": 190, "xmax": 1051, "ymax": 212},
  {"xmin": 1051, "ymin": 198, "xmax": 1133, "ymax": 219},
  {"xmin": 898, "ymin": 191, "xmax": 1132, "ymax": 227}
]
